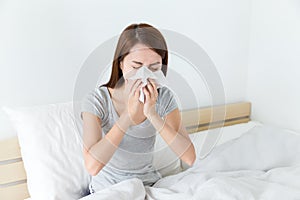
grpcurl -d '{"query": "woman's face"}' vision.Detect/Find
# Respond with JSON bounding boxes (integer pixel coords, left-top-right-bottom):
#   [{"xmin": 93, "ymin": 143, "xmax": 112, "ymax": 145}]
[{"xmin": 120, "ymin": 43, "xmax": 162, "ymax": 77}]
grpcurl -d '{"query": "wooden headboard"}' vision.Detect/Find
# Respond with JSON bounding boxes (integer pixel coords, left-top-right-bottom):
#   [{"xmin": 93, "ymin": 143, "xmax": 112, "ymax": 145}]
[
  {"xmin": 182, "ymin": 102, "xmax": 251, "ymax": 133},
  {"xmin": 0, "ymin": 101, "xmax": 251, "ymax": 199}
]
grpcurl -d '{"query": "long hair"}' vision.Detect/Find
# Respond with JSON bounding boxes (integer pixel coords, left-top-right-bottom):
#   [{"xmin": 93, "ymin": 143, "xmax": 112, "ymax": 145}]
[{"xmin": 102, "ymin": 23, "xmax": 168, "ymax": 88}]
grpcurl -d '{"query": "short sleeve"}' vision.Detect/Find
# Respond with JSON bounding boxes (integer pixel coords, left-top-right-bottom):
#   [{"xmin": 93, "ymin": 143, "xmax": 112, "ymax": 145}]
[
  {"xmin": 80, "ymin": 88, "xmax": 106, "ymax": 123},
  {"xmin": 158, "ymin": 86, "xmax": 179, "ymax": 117}
]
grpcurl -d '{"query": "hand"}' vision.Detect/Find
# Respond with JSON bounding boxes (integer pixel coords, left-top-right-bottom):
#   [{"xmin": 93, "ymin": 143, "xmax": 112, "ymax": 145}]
[
  {"xmin": 123, "ymin": 79, "xmax": 144, "ymax": 125},
  {"xmin": 143, "ymin": 78, "xmax": 158, "ymax": 118}
]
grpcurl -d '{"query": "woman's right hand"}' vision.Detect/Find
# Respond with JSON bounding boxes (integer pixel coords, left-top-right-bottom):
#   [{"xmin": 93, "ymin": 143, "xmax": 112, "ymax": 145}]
[{"xmin": 122, "ymin": 79, "xmax": 144, "ymax": 126}]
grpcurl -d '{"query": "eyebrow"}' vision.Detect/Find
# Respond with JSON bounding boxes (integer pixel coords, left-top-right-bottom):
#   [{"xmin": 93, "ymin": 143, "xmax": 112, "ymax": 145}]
[{"xmin": 132, "ymin": 61, "xmax": 161, "ymax": 67}]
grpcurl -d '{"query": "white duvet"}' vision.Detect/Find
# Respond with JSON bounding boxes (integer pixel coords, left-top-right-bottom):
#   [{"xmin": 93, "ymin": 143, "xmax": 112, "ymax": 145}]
[{"xmin": 79, "ymin": 125, "xmax": 300, "ymax": 200}]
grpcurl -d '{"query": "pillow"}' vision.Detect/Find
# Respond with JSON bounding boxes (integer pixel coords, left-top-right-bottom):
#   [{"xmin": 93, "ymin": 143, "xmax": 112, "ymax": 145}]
[
  {"xmin": 2, "ymin": 102, "xmax": 90, "ymax": 200},
  {"xmin": 181, "ymin": 121, "xmax": 263, "ymax": 170},
  {"xmin": 193, "ymin": 124, "xmax": 300, "ymax": 172}
]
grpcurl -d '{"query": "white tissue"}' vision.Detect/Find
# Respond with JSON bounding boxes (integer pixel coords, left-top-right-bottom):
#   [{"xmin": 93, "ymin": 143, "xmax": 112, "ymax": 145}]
[{"xmin": 126, "ymin": 66, "xmax": 168, "ymax": 103}]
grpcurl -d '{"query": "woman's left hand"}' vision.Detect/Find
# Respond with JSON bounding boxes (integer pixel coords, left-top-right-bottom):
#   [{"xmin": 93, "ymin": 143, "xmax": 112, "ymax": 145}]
[{"xmin": 143, "ymin": 78, "xmax": 158, "ymax": 118}]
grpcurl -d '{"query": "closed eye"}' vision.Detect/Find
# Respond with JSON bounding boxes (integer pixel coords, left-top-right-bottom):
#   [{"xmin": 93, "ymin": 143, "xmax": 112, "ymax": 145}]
[
  {"xmin": 149, "ymin": 64, "xmax": 162, "ymax": 71},
  {"xmin": 149, "ymin": 67, "xmax": 160, "ymax": 71}
]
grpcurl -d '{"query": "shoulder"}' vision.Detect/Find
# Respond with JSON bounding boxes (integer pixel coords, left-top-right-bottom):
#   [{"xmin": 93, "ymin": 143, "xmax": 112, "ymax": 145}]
[
  {"xmin": 81, "ymin": 86, "xmax": 110, "ymax": 110},
  {"xmin": 156, "ymin": 86, "xmax": 178, "ymax": 117},
  {"xmin": 85, "ymin": 86, "xmax": 108, "ymax": 101},
  {"xmin": 157, "ymin": 86, "xmax": 176, "ymax": 100},
  {"xmin": 80, "ymin": 86, "xmax": 110, "ymax": 122}
]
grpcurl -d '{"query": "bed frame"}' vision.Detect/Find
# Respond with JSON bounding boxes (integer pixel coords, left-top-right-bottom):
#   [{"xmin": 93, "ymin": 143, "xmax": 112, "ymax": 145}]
[{"xmin": 0, "ymin": 101, "xmax": 251, "ymax": 200}]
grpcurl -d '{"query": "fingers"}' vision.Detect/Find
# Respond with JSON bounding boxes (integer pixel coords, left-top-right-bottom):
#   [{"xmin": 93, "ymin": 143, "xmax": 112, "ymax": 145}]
[
  {"xmin": 134, "ymin": 83, "xmax": 143, "ymax": 99},
  {"xmin": 146, "ymin": 81, "xmax": 153, "ymax": 99},
  {"xmin": 129, "ymin": 79, "xmax": 142, "ymax": 98},
  {"xmin": 126, "ymin": 78, "xmax": 157, "ymax": 101},
  {"xmin": 146, "ymin": 79, "xmax": 158, "ymax": 99},
  {"xmin": 143, "ymin": 79, "xmax": 158, "ymax": 103},
  {"xmin": 143, "ymin": 86, "xmax": 150, "ymax": 100}
]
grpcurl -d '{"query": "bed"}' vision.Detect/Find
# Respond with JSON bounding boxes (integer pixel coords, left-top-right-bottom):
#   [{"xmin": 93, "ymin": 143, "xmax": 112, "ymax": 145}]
[{"xmin": 1, "ymin": 101, "xmax": 300, "ymax": 199}]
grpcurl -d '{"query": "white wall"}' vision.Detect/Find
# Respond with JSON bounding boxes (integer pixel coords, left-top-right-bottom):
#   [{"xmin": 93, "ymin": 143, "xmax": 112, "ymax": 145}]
[
  {"xmin": 247, "ymin": 0, "xmax": 300, "ymax": 132},
  {"xmin": 0, "ymin": 0, "xmax": 252, "ymax": 140}
]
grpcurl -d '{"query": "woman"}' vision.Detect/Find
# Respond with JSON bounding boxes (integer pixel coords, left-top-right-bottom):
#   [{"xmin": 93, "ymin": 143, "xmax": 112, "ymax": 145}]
[{"xmin": 80, "ymin": 23, "xmax": 196, "ymax": 194}]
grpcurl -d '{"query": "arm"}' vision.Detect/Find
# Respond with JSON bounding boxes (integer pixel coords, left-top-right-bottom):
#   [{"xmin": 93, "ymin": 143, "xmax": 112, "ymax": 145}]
[
  {"xmin": 142, "ymin": 80, "xmax": 196, "ymax": 166},
  {"xmin": 82, "ymin": 112, "xmax": 131, "ymax": 176},
  {"xmin": 148, "ymin": 108, "xmax": 196, "ymax": 166},
  {"xmin": 82, "ymin": 79, "xmax": 143, "ymax": 176}
]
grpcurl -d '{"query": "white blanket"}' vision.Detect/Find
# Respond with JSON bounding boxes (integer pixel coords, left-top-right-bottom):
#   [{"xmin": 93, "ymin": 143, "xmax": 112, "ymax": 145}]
[
  {"xmin": 79, "ymin": 125, "xmax": 300, "ymax": 200},
  {"xmin": 146, "ymin": 165, "xmax": 300, "ymax": 200},
  {"xmin": 79, "ymin": 178, "xmax": 145, "ymax": 200}
]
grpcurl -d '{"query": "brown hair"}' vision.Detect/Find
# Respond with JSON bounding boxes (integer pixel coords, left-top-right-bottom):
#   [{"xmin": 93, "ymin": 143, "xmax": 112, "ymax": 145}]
[{"xmin": 102, "ymin": 23, "xmax": 168, "ymax": 88}]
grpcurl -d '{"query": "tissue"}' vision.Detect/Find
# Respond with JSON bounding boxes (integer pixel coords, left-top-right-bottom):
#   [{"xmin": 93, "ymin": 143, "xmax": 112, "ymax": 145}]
[{"xmin": 125, "ymin": 66, "xmax": 168, "ymax": 103}]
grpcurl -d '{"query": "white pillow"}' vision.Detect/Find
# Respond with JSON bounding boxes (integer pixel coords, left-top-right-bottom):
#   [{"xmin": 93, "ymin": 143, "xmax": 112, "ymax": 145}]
[
  {"xmin": 193, "ymin": 124, "xmax": 300, "ymax": 172},
  {"xmin": 2, "ymin": 102, "xmax": 90, "ymax": 200},
  {"xmin": 182, "ymin": 121, "xmax": 263, "ymax": 170}
]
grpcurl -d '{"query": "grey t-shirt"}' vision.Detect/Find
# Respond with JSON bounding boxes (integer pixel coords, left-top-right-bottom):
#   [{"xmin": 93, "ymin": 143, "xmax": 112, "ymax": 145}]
[{"xmin": 80, "ymin": 85, "xmax": 178, "ymax": 192}]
